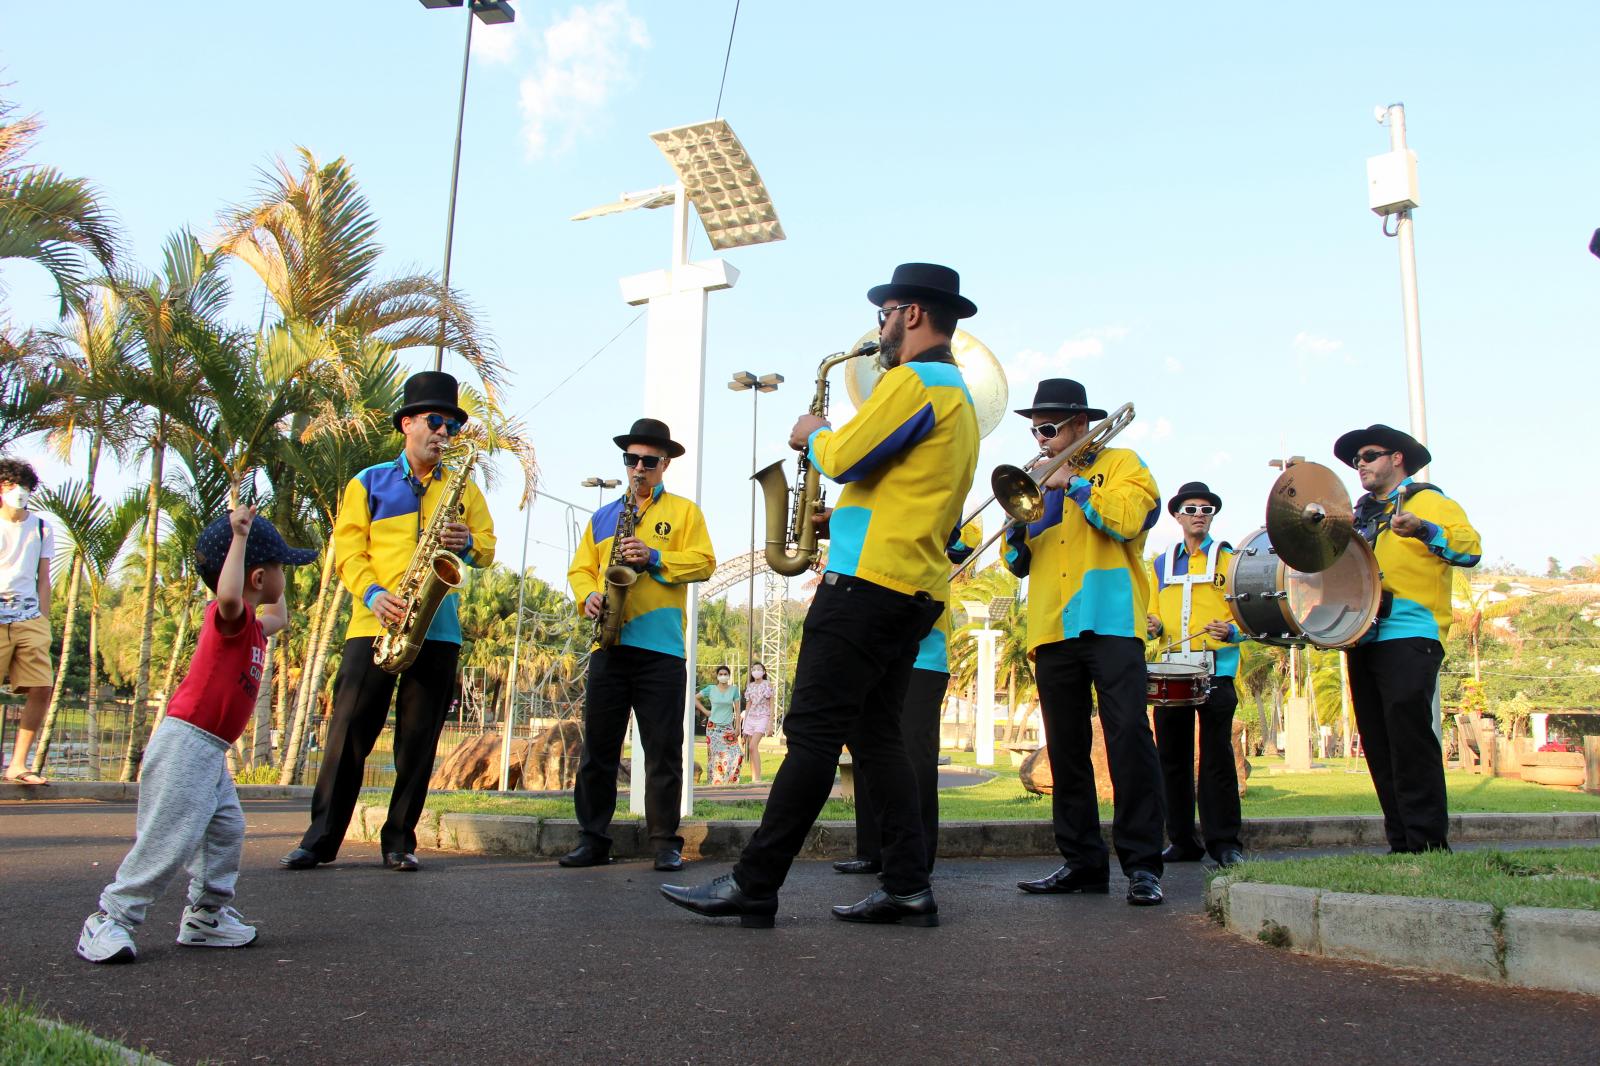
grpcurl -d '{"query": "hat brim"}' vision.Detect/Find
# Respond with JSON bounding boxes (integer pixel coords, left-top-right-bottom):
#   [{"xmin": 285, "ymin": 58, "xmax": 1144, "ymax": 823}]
[
  {"xmin": 866, "ymin": 283, "xmax": 978, "ymax": 319},
  {"xmin": 278, "ymin": 547, "xmax": 322, "ymax": 567},
  {"xmin": 1168, "ymin": 491, "xmax": 1222, "ymax": 515},
  {"xmin": 613, "ymin": 434, "xmax": 686, "ymax": 459},
  {"xmin": 393, "ymin": 403, "xmax": 471, "ymax": 432},
  {"xmin": 1333, "ymin": 426, "xmax": 1432, "ymax": 471},
  {"xmin": 1012, "ymin": 403, "xmax": 1108, "ymax": 421}
]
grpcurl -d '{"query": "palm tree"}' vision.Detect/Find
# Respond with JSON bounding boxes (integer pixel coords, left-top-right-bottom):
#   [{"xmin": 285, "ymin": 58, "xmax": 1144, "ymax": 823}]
[{"xmin": 948, "ymin": 564, "xmax": 1034, "ymax": 744}]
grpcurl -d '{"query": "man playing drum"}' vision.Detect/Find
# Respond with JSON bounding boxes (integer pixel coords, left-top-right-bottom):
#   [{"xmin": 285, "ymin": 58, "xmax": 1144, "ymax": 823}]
[{"xmin": 1146, "ymin": 482, "xmax": 1246, "ymax": 868}]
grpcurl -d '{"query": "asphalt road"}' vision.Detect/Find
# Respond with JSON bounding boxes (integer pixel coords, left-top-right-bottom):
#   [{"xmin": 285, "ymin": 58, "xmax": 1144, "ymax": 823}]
[{"xmin": 1, "ymin": 799, "xmax": 1595, "ymax": 1066}]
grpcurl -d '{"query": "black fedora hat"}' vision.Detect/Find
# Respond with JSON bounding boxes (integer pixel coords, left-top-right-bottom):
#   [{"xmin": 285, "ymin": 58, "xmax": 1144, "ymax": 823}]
[
  {"xmin": 1013, "ymin": 378, "xmax": 1107, "ymax": 421},
  {"xmin": 1333, "ymin": 423, "xmax": 1432, "ymax": 472},
  {"xmin": 1167, "ymin": 481, "xmax": 1222, "ymax": 516},
  {"xmin": 614, "ymin": 417, "xmax": 685, "ymax": 459},
  {"xmin": 866, "ymin": 262, "xmax": 977, "ymax": 319},
  {"xmin": 393, "ymin": 371, "xmax": 470, "ymax": 431}
]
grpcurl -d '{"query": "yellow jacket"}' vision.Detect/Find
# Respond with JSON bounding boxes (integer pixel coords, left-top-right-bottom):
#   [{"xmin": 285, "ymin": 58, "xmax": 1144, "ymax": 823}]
[
  {"xmin": 1356, "ymin": 479, "xmax": 1481, "ymax": 643},
  {"xmin": 1147, "ymin": 536, "xmax": 1245, "ymax": 677},
  {"xmin": 1005, "ymin": 446, "xmax": 1159, "ymax": 650},
  {"xmin": 335, "ymin": 451, "xmax": 497, "ymax": 642},
  {"xmin": 808, "ymin": 347, "xmax": 979, "ymax": 599},
  {"xmin": 568, "ymin": 485, "xmax": 715, "ymax": 658}
]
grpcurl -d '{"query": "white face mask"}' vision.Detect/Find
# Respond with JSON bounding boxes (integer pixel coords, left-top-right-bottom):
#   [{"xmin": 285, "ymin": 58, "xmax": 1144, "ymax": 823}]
[
  {"xmin": 2, "ymin": 487, "xmax": 30, "ymax": 510},
  {"xmin": 751, "ymin": 669, "xmax": 765, "ymax": 679}
]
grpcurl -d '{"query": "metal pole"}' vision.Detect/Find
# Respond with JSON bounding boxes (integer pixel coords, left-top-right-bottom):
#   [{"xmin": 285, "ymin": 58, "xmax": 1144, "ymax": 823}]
[
  {"xmin": 746, "ymin": 387, "xmax": 759, "ymax": 670},
  {"xmin": 1387, "ymin": 104, "xmax": 1428, "ymax": 479},
  {"xmin": 498, "ymin": 500, "xmax": 532, "ymax": 791},
  {"xmin": 434, "ymin": 0, "xmax": 476, "ymax": 372}
]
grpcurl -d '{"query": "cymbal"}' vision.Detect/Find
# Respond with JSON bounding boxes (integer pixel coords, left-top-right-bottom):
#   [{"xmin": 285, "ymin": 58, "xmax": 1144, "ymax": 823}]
[{"xmin": 1265, "ymin": 461, "xmax": 1353, "ymax": 573}]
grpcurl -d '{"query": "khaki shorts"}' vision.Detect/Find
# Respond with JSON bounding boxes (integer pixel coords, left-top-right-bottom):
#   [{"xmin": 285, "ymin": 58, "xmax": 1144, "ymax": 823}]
[{"xmin": 0, "ymin": 614, "xmax": 54, "ymax": 690}]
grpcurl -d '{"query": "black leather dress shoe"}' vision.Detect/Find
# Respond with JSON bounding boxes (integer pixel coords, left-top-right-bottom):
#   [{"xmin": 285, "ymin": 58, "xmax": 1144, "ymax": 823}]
[
  {"xmin": 1127, "ymin": 870, "xmax": 1164, "ymax": 906},
  {"xmin": 558, "ymin": 843, "xmax": 614, "ymax": 868},
  {"xmin": 279, "ymin": 847, "xmax": 324, "ymax": 870},
  {"xmin": 1161, "ymin": 842, "xmax": 1206, "ymax": 863},
  {"xmin": 1216, "ymin": 848, "xmax": 1246, "ymax": 868},
  {"xmin": 832, "ymin": 858, "xmax": 882, "ymax": 875},
  {"xmin": 660, "ymin": 874, "xmax": 779, "ymax": 929},
  {"xmin": 831, "ymin": 888, "xmax": 939, "ymax": 927},
  {"xmin": 384, "ymin": 852, "xmax": 420, "ymax": 872},
  {"xmin": 1017, "ymin": 864, "xmax": 1111, "ymax": 895},
  {"xmin": 654, "ymin": 848, "xmax": 684, "ymax": 872}
]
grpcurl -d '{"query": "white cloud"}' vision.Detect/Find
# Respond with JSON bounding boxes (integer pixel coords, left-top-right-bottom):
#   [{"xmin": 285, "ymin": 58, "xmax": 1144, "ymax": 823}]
[
  {"xmin": 1208, "ymin": 450, "xmax": 1232, "ymax": 468},
  {"xmin": 1292, "ymin": 331, "xmax": 1343, "ymax": 355},
  {"xmin": 518, "ymin": 1, "xmax": 650, "ymax": 158},
  {"xmin": 472, "ymin": 21, "xmax": 523, "ymax": 65},
  {"xmin": 1163, "ymin": 356, "xmax": 1183, "ymax": 375},
  {"xmin": 1005, "ymin": 326, "xmax": 1129, "ymax": 377},
  {"xmin": 1153, "ymin": 416, "xmax": 1173, "ymax": 441}
]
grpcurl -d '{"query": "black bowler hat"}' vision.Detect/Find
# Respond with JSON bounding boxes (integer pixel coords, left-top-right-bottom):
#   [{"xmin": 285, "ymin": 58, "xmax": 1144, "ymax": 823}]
[
  {"xmin": 866, "ymin": 262, "xmax": 978, "ymax": 319},
  {"xmin": 1333, "ymin": 423, "xmax": 1432, "ymax": 472},
  {"xmin": 393, "ymin": 371, "xmax": 470, "ymax": 431},
  {"xmin": 1167, "ymin": 481, "xmax": 1223, "ymax": 516},
  {"xmin": 614, "ymin": 417, "xmax": 685, "ymax": 458},
  {"xmin": 1013, "ymin": 378, "xmax": 1107, "ymax": 421},
  {"xmin": 194, "ymin": 513, "xmax": 319, "ymax": 593}
]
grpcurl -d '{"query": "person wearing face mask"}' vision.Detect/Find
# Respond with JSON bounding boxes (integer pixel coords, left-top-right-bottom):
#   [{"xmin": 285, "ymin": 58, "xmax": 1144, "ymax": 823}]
[
  {"xmin": 1334, "ymin": 424, "xmax": 1480, "ymax": 853},
  {"xmin": 0, "ymin": 459, "xmax": 56, "ymax": 786},
  {"xmin": 696, "ymin": 665, "xmax": 743, "ymax": 785},
  {"xmin": 741, "ymin": 662, "xmax": 775, "ymax": 783}
]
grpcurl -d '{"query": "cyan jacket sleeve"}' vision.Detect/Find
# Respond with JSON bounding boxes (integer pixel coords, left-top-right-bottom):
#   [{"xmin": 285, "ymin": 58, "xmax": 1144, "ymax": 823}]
[
  {"xmin": 649, "ymin": 504, "xmax": 716, "ymax": 585},
  {"xmin": 1410, "ymin": 493, "xmax": 1482, "ymax": 568},
  {"xmin": 333, "ymin": 476, "xmax": 382, "ymax": 605},
  {"xmin": 806, "ymin": 367, "xmax": 934, "ymax": 484},
  {"xmin": 568, "ymin": 518, "xmax": 601, "ymax": 605},
  {"xmin": 1065, "ymin": 454, "xmax": 1159, "ymax": 543},
  {"xmin": 460, "ymin": 482, "xmax": 497, "ymax": 568}
]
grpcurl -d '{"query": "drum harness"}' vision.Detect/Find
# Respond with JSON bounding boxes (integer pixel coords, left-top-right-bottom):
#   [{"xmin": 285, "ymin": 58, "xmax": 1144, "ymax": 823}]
[
  {"xmin": 1352, "ymin": 481, "xmax": 1438, "ymax": 630},
  {"xmin": 1161, "ymin": 539, "xmax": 1226, "ymax": 674}
]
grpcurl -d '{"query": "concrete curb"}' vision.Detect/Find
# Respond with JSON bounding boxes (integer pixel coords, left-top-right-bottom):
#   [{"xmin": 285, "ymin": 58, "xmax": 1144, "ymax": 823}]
[
  {"xmin": 34, "ymin": 1017, "xmax": 173, "ymax": 1065},
  {"xmin": 1206, "ymin": 875, "xmax": 1600, "ymax": 997},
  {"xmin": 0, "ymin": 781, "xmax": 315, "ymax": 802}
]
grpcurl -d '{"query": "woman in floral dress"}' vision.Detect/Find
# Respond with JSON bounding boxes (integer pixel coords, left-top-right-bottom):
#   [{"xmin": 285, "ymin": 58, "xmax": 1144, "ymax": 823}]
[
  {"xmin": 695, "ymin": 666, "xmax": 742, "ymax": 785},
  {"xmin": 741, "ymin": 662, "xmax": 775, "ymax": 784}
]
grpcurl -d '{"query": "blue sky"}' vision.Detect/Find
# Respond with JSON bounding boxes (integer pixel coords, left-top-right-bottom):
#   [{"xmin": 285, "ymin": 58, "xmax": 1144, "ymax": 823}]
[{"xmin": 3, "ymin": 1, "xmax": 1596, "ymax": 597}]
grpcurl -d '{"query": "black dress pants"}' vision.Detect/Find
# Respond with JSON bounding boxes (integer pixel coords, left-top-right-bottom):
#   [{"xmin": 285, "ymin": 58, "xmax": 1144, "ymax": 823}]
[
  {"xmin": 1034, "ymin": 635, "xmax": 1165, "ymax": 877},
  {"xmin": 735, "ymin": 576, "xmax": 943, "ymax": 898},
  {"xmin": 1346, "ymin": 637, "xmax": 1448, "ymax": 852},
  {"xmin": 572, "ymin": 645, "xmax": 687, "ymax": 851},
  {"xmin": 1153, "ymin": 677, "xmax": 1242, "ymax": 858},
  {"xmin": 300, "ymin": 637, "xmax": 459, "ymax": 859},
  {"xmin": 852, "ymin": 668, "xmax": 949, "ymax": 873}
]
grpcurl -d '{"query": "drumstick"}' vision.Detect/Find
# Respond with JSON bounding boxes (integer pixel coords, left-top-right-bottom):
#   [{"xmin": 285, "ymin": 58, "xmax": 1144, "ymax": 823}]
[{"xmin": 1153, "ymin": 623, "xmax": 1229, "ymax": 657}]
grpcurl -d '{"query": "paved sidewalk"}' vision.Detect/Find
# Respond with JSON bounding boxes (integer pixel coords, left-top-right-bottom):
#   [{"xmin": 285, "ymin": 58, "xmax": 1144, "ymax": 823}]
[{"xmin": 2, "ymin": 799, "xmax": 1596, "ymax": 1066}]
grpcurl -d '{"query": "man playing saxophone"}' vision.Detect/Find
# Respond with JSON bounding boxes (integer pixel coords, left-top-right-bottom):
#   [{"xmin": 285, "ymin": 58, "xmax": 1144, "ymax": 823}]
[
  {"xmin": 562, "ymin": 418, "xmax": 715, "ymax": 874},
  {"xmin": 282, "ymin": 371, "xmax": 496, "ymax": 873}
]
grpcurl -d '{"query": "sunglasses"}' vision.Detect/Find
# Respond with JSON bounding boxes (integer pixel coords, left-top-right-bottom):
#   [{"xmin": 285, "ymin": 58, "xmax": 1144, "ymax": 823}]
[
  {"xmin": 1031, "ymin": 418, "xmax": 1074, "ymax": 440},
  {"xmin": 622, "ymin": 453, "xmax": 664, "ymax": 470},
  {"xmin": 876, "ymin": 304, "xmax": 914, "ymax": 327},
  {"xmin": 423, "ymin": 414, "xmax": 463, "ymax": 437},
  {"xmin": 1354, "ymin": 448, "xmax": 1395, "ymax": 466},
  {"xmin": 1177, "ymin": 504, "xmax": 1217, "ymax": 516}
]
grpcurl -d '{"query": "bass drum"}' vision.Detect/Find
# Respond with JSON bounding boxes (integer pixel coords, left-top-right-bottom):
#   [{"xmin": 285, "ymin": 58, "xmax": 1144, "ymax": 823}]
[{"xmin": 1226, "ymin": 527, "xmax": 1382, "ymax": 649}]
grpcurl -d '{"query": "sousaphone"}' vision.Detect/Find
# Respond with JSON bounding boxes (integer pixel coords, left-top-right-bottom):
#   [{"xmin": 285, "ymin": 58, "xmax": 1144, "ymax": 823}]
[{"xmin": 844, "ymin": 327, "xmax": 1008, "ymax": 439}]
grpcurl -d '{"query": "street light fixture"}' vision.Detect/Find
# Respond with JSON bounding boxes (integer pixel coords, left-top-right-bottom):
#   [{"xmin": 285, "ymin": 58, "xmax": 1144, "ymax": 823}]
[
  {"xmin": 581, "ymin": 476, "xmax": 622, "ymax": 509},
  {"xmin": 729, "ymin": 371, "xmax": 783, "ymax": 668},
  {"xmin": 417, "ymin": 0, "xmax": 516, "ymax": 372}
]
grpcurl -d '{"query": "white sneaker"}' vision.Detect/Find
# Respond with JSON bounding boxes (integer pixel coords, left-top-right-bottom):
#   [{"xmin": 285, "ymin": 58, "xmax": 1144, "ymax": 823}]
[
  {"xmin": 76, "ymin": 912, "xmax": 137, "ymax": 964},
  {"xmin": 177, "ymin": 904, "xmax": 258, "ymax": 948}
]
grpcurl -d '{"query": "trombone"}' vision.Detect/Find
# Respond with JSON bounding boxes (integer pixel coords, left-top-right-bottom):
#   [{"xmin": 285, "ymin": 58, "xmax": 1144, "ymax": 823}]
[{"xmin": 951, "ymin": 403, "xmax": 1136, "ymax": 579}]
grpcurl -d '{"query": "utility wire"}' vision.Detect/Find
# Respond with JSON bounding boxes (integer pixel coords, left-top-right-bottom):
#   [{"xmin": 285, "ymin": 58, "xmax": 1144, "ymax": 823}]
[
  {"xmin": 517, "ymin": 310, "xmax": 645, "ymax": 417},
  {"xmin": 713, "ymin": 0, "xmax": 742, "ymax": 119}
]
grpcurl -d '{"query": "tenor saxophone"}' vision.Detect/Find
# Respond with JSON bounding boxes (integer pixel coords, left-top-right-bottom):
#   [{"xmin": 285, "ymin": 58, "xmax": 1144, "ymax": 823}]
[
  {"xmin": 372, "ymin": 441, "xmax": 481, "ymax": 674},
  {"xmin": 593, "ymin": 489, "xmax": 639, "ymax": 650},
  {"xmin": 752, "ymin": 340, "xmax": 879, "ymax": 577}
]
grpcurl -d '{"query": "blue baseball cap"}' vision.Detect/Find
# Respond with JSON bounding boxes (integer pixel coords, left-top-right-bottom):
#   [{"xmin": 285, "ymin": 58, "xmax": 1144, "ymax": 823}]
[{"xmin": 195, "ymin": 513, "xmax": 320, "ymax": 592}]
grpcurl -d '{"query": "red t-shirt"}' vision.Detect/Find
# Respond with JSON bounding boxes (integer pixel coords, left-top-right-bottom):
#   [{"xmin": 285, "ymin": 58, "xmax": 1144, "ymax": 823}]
[{"xmin": 166, "ymin": 601, "xmax": 268, "ymax": 744}]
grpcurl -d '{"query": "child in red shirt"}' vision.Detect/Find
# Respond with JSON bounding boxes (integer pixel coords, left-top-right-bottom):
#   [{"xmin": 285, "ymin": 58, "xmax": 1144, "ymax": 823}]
[{"xmin": 77, "ymin": 505, "xmax": 315, "ymax": 964}]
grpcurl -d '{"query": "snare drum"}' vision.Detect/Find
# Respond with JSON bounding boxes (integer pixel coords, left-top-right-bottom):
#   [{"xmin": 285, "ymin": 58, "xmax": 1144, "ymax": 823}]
[
  {"xmin": 1226, "ymin": 527, "xmax": 1382, "ymax": 649},
  {"xmin": 1147, "ymin": 662, "xmax": 1212, "ymax": 707}
]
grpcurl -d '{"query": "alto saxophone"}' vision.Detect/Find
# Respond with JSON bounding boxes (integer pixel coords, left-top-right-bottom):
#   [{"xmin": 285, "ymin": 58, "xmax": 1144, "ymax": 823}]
[
  {"xmin": 372, "ymin": 440, "xmax": 481, "ymax": 674},
  {"xmin": 753, "ymin": 340, "xmax": 879, "ymax": 576},
  {"xmin": 593, "ymin": 488, "xmax": 640, "ymax": 650}
]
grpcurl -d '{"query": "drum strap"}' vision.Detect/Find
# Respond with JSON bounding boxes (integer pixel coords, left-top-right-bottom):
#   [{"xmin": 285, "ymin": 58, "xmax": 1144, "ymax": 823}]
[{"xmin": 1164, "ymin": 540, "xmax": 1222, "ymax": 654}]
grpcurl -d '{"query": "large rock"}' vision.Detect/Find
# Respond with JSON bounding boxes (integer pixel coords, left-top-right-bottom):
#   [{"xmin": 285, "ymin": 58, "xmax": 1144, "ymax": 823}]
[
  {"xmin": 1018, "ymin": 711, "xmax": 1251, "ymax": 799},
  {"xmin": 522, "ymin": 720, "xmax": 586, "ymax": 791},
  {"xmin": 429, "ymin": 733, "xmax": 533, "ymax": 791}
]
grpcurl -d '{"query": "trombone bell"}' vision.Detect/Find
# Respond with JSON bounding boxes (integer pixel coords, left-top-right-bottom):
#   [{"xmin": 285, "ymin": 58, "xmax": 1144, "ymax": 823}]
[{"xmin": 992, "ymin": 465, "xmax": 1045, "ymax": 525}]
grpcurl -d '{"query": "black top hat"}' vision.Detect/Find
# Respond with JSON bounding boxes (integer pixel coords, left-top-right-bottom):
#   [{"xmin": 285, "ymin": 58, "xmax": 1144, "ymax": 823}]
[
  {"xmin": 393, "ymin": 371, "xmax": 470, "ymax": 431},
  {"xmin": 866, "ymin": 263, "xmax": 978, "ymax": 319},
  {"xmin": 194, "ymin": 513, "xmax": 320, "ymax": 593},
  {"xmin": 1167, "ymin": 481, "xmax": 1223, "ymax": 515},
  {"xmin": 1013, "ymin": 378, "xmax": 1107, "ymax": 421},
  {"xmin": 614, "ymin": 417, "xmax": 686, "ymax": 458},
  {"xmin": 1333, "ymin": 423, "xmax": 1432, "ymax": 472}
]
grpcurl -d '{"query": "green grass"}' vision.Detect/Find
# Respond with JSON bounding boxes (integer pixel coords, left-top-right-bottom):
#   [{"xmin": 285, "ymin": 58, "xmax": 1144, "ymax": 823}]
[
  {"xmin": 1215, "ymin": 847, "xmax": 1600, "ymax": 912},
  {"xmin": 0, "ymin": 997, "xmax": 158, "ymax": 1065}
]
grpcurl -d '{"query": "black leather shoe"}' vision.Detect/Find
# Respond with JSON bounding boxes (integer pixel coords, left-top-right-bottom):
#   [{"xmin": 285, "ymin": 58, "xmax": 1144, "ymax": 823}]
[
  {"xmin": 1127, "ymin": 870, "xmax": 1164, "ymax": 906},
  {"xmin": 831, "ymin": 888, "xmax": 939, "ymax": 927},
  {"xmin": 1216, "ymin": 848, "xmax": 1246, "ymax": 868},
  {"xmin": 1017, "ymin": 864, "xmax": 1111, "ymax": 895},
  {"xmin": 1161, "ymin": 842, "xmax": 1205, "ymax": 863},
  {"xmin": 832, "ymin": 858, "xmax": 882, "ymax": 875},
  {"xmin": 384, "ymin": 852, "xmax": 419, "ymax": 872},
  {"xmin": 660, "ymin": 874, "xmax": 779, "ymax": 929},
  {"xmin": 654, "ymin": 848, "xmax": 684, "ymax": 872},
  {"xmin": 279, "ymin": 847, "xmax": 324, "ymax": 870},
  {"xmin": 558, "ymin": 843, "xmax": 614, "ymax": 868}
]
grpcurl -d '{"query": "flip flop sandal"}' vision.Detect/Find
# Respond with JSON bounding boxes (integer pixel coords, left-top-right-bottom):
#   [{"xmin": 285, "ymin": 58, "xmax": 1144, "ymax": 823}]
[{"xmin": 3, "ymin": 771, "xmax": 49, "ymax": 786}]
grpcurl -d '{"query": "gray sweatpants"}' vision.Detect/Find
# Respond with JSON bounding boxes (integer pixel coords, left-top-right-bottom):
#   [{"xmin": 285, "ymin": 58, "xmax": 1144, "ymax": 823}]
[{"xmin": 99, "ymin": 717, "xmax": 244, "ymax": 927}]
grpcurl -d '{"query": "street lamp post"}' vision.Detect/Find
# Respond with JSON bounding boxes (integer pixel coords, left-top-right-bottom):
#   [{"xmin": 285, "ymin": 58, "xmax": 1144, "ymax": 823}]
[
  {"xmin": 728, "ymin": 371, "xmax": 783, "ymax": 666},
  {"xmin": 417, "ymin": 0, "xmax": 516, "ymax": 372},
  {"xmin": 581, "ymin": 476, "xmax": 622, "ymax": 510}
]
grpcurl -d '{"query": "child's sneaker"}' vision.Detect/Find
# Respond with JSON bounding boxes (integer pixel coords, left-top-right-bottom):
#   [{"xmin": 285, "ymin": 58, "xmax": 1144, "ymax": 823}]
[
  {"xmin": 76, "ymin": 912, "xmax": 137, "ymax": 964},
  {"xmin": 177, "ymin": 904, "xmax": 258, "ymax": 948}
]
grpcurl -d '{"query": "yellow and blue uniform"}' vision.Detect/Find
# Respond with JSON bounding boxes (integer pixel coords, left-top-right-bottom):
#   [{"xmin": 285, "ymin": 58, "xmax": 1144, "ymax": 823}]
[
  {"xmin": 1359, "ymin": 478, "xmax": 1481, "ymax": 643},
  {"xmin": 568, "ymin": 485, "xmax": 715, "ymax": 659},
  {"xmin": 334, "ymin": 451, "xmax": 496, "ymax": 644},
  {"xmin": 1148, "ymin": 537, "xmax": 1245, "ymax": 677},
  {"xmin": 807, "ymin": 352, "xmax": 979, "ymax": 599},
  {"xmin": 1005, "ymin": 447, "xmax": 1160, "ymax": 650},
  {"xmin": 913, "ymin": 519, "xmax": 982, "ymax": 673}
]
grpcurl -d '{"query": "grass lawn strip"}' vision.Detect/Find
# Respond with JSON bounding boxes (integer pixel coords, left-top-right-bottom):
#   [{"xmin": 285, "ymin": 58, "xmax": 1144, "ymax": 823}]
[{"xmin": 0, "ymin": 996, "xmax": 167, "ymax": 1065}]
